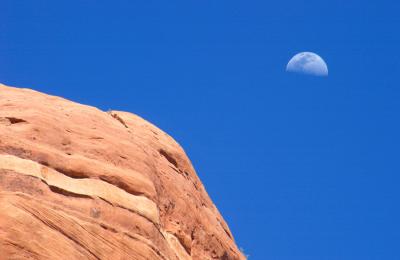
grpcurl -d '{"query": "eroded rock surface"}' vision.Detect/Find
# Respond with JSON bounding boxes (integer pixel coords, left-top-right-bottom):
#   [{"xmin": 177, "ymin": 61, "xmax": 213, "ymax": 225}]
[{"xmin": 0, "ymin": 84, "xmax": 244, "ymax": 260}]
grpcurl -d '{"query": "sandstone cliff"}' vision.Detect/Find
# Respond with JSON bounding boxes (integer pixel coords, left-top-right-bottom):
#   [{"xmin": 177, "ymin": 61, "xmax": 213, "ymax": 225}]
[{"xmin": 0, "ymin": 84, "xmax": 244, "ymax": 260}]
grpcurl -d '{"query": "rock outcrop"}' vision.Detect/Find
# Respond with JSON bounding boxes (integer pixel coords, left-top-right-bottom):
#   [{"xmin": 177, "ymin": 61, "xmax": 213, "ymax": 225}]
[{"xmin": 0, "ymin": 84, "xmax": 244, "ymax": 260}]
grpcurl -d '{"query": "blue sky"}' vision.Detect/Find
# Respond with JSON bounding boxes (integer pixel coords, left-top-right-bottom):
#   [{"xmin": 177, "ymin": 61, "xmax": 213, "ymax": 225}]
[{"xmin": 1, "ymin": 1, "xmax": 400, "ymax": 259}]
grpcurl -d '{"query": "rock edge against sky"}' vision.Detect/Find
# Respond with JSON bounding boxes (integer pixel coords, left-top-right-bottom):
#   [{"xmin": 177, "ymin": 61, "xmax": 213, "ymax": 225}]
[{"xmin": 0, "ymin": 83, "xmax": 244, "ymax": 260}]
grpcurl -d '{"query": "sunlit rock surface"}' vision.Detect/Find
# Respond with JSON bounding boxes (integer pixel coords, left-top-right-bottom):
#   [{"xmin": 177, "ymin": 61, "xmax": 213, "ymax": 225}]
[{"xmin": 0, "ymin": 84, "xmax": 244, "ymax": 260}]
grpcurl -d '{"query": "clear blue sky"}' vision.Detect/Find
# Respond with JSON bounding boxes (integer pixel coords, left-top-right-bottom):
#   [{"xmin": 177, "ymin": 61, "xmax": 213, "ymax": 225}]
[{"xmin": 1, "ymin": 1, "xmax": 400, "ymax": 259}]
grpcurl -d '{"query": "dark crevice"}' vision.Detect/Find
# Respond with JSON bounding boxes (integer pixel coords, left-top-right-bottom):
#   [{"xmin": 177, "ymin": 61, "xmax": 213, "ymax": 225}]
[
  {"xmin": 99, "ymin": 223, "xmax": 118, "ymax": 233},
  {"xmin": 159, "ymin": 149, "xmax": 178, "ymax": 168},
  {"xmin": 53, "ymin": 167, "xmax": 88, "ymax": 179},
  {"xmin": 108, "ymin": 112, "xmax": 129, "ymax": 128},
  {"xmin": 176, "ymin": 233, "xmax": 192, "ymax": 256},
  {"xmin": 98, "ymin": 175, "xmax": 146, "ymax": 197},
  {"xmin": 217, "ymin": 218, "xmax": 233, "ymax": 240},
  {"xmin": 168, "ymin": 165, "xmax": 179, "ymax": 173},
  {"xmin": 89, "ymin": 136, "xmax": 104, "ymax": 140},
  {"xmin": 97, "ymin": 197, "xmax": 157, "ymax": 225},
  {"xmin": 48, "ymin": 185, "xmax": 92, "ymax": 199},
  {"xmin": 5, "ymin": 117, "xmax": 28, "ymax": 124}
]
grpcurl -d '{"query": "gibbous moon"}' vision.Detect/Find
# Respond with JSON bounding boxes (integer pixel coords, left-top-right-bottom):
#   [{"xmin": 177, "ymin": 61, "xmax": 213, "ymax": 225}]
[{"xmin": 286, "ymin": 52, "xmax": 328, "ymax": 76}]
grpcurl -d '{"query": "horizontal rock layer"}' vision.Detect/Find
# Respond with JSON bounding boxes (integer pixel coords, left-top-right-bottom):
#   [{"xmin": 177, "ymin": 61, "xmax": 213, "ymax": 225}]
[{"xmin": 0, "ymin": 84, "xmax": 244, "ymax": 260}]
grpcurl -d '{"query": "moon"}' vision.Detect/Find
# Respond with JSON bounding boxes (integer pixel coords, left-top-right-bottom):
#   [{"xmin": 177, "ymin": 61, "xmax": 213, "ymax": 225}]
[{"xmin": 286, "ymin": 52, "xmax": 328, "ymax": 76}]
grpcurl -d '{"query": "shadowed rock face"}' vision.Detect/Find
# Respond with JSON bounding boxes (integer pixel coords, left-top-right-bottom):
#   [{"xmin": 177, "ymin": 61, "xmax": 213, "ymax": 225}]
[{"xmin": 0, "ymin": 84, "xmax": 244, "ymax": 260}]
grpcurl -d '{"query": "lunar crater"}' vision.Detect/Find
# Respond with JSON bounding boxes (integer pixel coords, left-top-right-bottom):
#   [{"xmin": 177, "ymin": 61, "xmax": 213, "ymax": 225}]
[{"xmin": 286, "ymin": 52, "xmax": 328, "ymax": 76}]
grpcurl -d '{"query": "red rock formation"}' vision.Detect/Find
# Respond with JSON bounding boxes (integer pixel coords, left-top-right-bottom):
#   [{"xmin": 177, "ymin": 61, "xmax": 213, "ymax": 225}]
[{"xmin": 0, "ymin": 84, "xmax": 244, "ymax": 260}]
